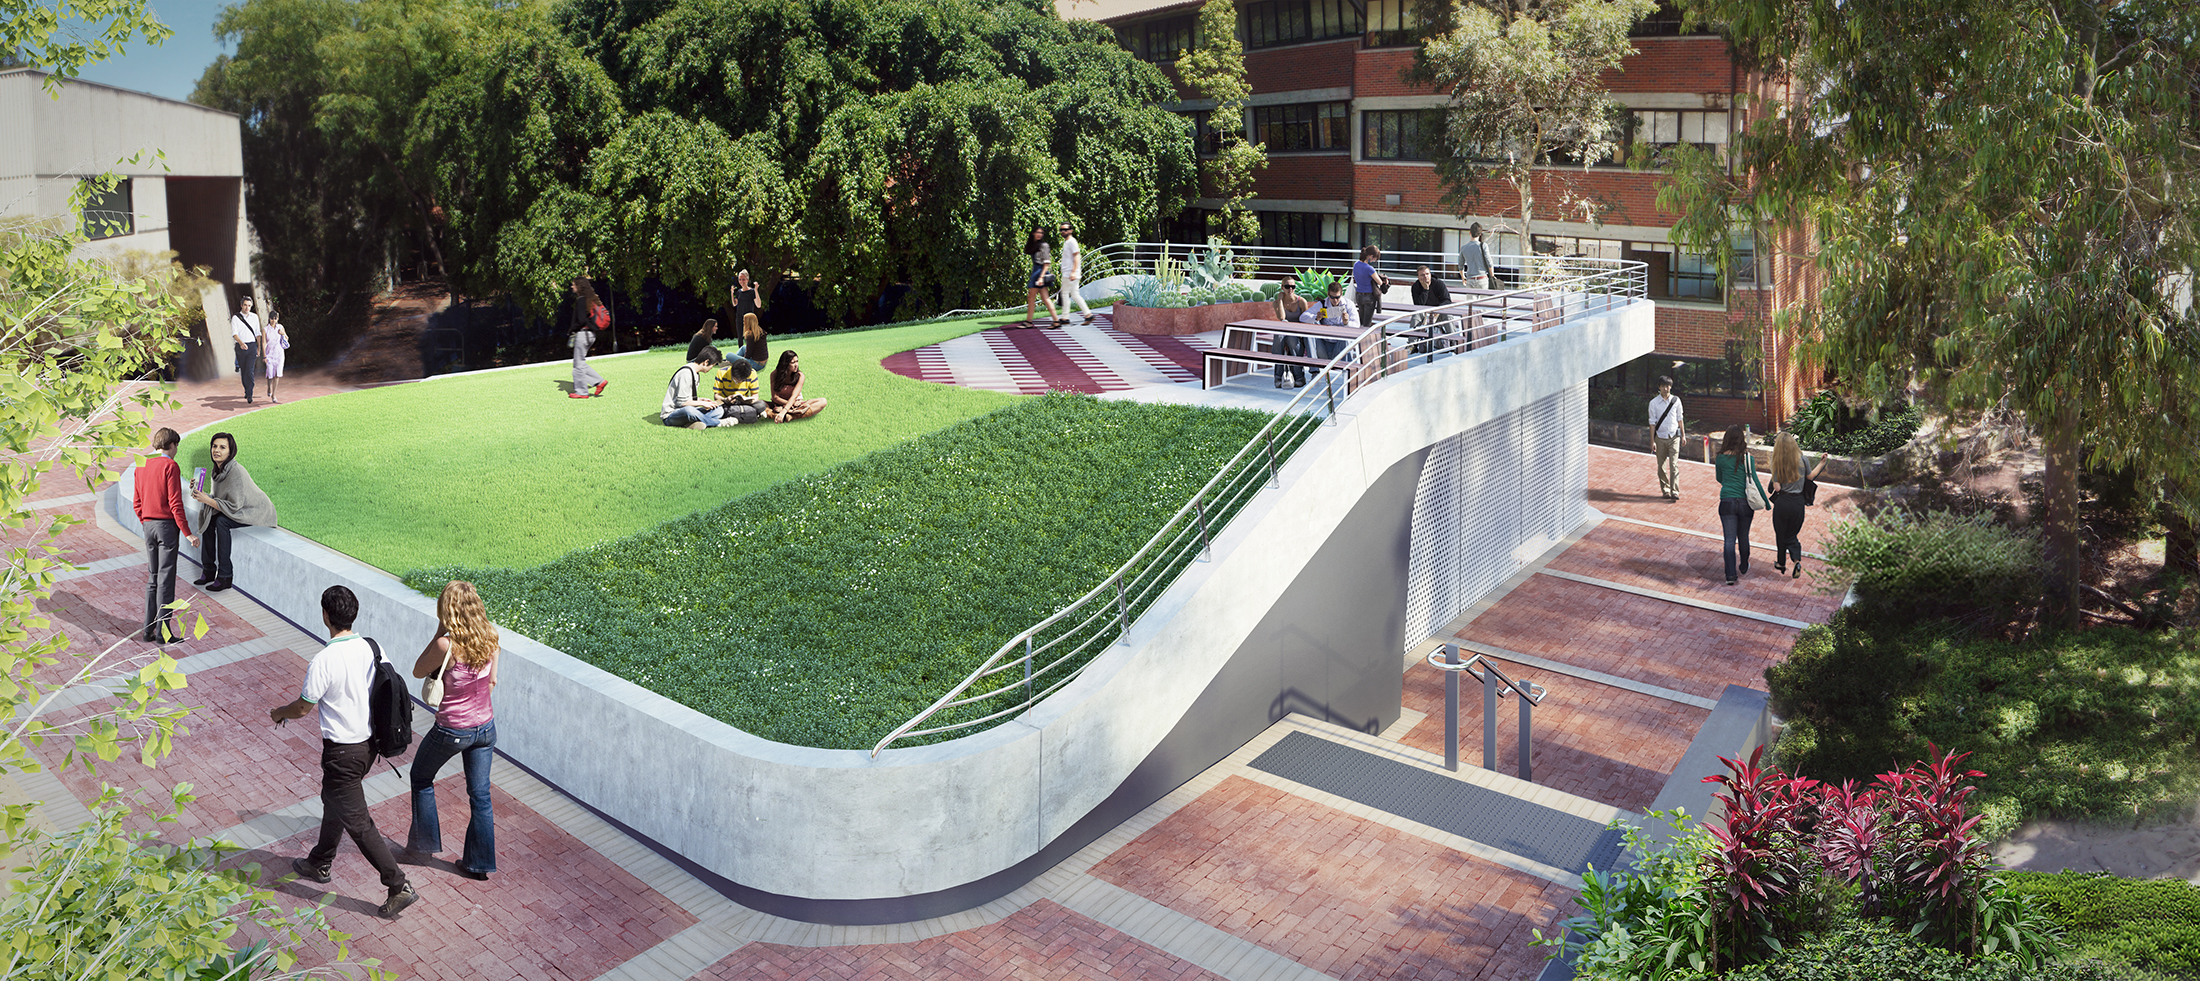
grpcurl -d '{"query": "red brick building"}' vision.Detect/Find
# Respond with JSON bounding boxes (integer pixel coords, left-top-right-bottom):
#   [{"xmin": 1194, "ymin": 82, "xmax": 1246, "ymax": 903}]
[{"xmin": 1084, "ymin": 0, "xmax": 1818, "ymax": 431}]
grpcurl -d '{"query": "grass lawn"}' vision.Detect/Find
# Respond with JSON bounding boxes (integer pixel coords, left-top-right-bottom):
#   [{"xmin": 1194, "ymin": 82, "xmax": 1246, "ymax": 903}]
[
  {"xmin": 403, "ymin": 394, "xmax": 1292, "ymax": 750},
  {"xmin": 185, "ymin": 317, "xmax": 1014, "ymax": 574}
]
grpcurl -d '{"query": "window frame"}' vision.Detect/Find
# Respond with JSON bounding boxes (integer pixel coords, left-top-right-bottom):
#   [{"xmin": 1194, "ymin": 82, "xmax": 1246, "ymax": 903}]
[
  {"xmin": 1361, "ymin": 108, "xmax": 1443, "ymax": 161},
  {"xmin": 80, "ymin": 178, "xmax": 134, "ymax": 241},
  {"xmin": 1252, "ymin": 101, "xmax": 1351, "ymax": 153}
]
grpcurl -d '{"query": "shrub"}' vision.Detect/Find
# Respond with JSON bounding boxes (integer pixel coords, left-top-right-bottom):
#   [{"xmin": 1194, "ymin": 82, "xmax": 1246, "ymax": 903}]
[
  {"xmin": 1537, "ymin": 809, "xmax": 1718, "ymax": 981},
  {"xmin": 2002, "ymin": 872, "xmax": 2200, "ymax": 979},
  {"xmin": 1819, "ymin": 509, "xmax": 2042, "ymax": 615},
  {"xmin": 1786, "ymin": 393, "xmax": 1923, "ymax": 458},
  {"xmin": 1770, "ymin": 614, "xmax": 2200, "ymax": 839},
  {"xmin": 405, "ymin": 393, "xmax": 1300, "ymax": 750},
  {"xmin": 1590, "ymin": 385, "xmax": 1654, "ymax": 428},
  {"xmin": 1722, "ymin": 920, "xmax": 2140, "ymax": 981}
]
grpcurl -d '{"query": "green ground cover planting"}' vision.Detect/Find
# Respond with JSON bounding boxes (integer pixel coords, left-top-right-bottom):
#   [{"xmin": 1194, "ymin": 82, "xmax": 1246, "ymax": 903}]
[
  {"xmin": 183, "ymin": 316, "xmax": 1013, "ymax": 572},
  {"xmin": 2004, "ymin": 872, "xmax": 2200, "ymax": 979},
  {"xmin": 404, "ymin": 393, "xmax": 1292, "ymax": 750}
]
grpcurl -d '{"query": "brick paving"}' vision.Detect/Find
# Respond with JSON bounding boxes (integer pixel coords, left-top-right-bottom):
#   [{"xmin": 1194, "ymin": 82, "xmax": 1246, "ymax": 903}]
[
  {"xmin": 1089, "ymin": 775, "xmax": 1577, "ymax": 981},
  {"xmin": 1397, "ymin": 663, "xmax": 1707, "ymax": 814},
  {"xmin": 1543, "ymin": 519, "xmax": 1848, "ymax": 625},
  {"xmin": 698, "ymin": 900, "xmax": 1225, "ymax": 981},
  {"xmin": 1584, "ymin": 444, "xmax": 1870, "ymax": 553},
  {"xmin": 1455, "ymin": 574, "xmax": 1801, "ymax": 702}
]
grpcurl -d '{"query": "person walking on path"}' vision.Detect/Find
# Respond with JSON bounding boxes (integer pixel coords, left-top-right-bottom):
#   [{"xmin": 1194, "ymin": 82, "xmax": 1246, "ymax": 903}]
[
  {"xmin": 1648, "ymin": 376, "xmax": 1685, "ymax": 500},
  {"xmin": 1768, "ymin": 431, "xmax": 1831, "ymax": 578},
  {"xmin": 189, "ymin": 432, "xmax": 277, "ymax": 593},
  {"xmin": 1458, "ymin": 222, "xmax": 1493, "ymax": 290},
  {"xmin": 1351, "ymin": 245, "xmax": 1388, "ymax": 330},
  {"xmin": 1057, "ymin": 223, "xmax": 1093, "ymax": 325},
  {"xmin": 230, "ymin": 295, "xmax": 262, "ymax": 405},
  {"xmin": 570, "ymin": 277, "xmax": 609, "ymax": 399},
  {"xmin": 133, "ymin": 427, "xmax": 198, "ymax": 644},
  {"xmin": 268, "ymin": 586, "xmax": 419, "ymax": 919},
  {"xmin": 1023, "ymin": 226, "xmax": 1060, "ymax": 327},
  {"xmin": 408, "ymin": 580, "xmax": 501, "ymax": 880},
  {"xmin": 262, "ymin": 308, "xmax": 290, "ymax": 403},
  {"xmin": 1714, "ymin": 424, "xmax": 1769, "ymax": 586}
]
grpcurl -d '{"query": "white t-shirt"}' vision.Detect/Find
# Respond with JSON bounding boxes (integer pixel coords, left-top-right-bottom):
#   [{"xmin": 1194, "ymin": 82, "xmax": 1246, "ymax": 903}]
[
  {"xmin": 230, "ymin": 311, "xmax": 261, "ymax": 345},
  {"xmin": 661, "ymin": 364, "xmax": 703, "ymax": 419},
  {"xmin": 1648, "ymin": 393, "xmax": 1684, "ymax": 439},
  {"xmin": 1059, "ymin": 236, "xmax": 1081, "ymax": 280},
  {"xmin": 301, "ymin": 634, "xmax": 375, "ymax": 744}
]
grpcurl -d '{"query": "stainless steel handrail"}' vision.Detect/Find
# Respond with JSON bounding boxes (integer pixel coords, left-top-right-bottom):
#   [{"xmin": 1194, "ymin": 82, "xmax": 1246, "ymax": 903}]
[
  {"xmin": 1426, "ymin": 645, "xmax": 1549, "ymax": 781},
  {"xmin": 870, "ymin": 248, "xmax": 1644, "ymax": 756}
]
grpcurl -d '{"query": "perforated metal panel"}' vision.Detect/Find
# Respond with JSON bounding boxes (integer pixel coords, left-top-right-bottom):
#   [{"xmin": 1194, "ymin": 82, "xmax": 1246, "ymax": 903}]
[{"xmin": 1403, "ymin": 384, "xmax": 1589, "ymax": 645}]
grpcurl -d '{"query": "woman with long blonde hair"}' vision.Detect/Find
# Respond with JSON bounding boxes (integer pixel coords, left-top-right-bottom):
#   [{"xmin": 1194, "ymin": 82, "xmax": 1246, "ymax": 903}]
[
  {"xmin": 407, "ymin": 580, "xmax": 502, "ymax": 879},
  {"xmin": 1768, "ymin": 432, "xmax": 1831, "ymax": 578}
]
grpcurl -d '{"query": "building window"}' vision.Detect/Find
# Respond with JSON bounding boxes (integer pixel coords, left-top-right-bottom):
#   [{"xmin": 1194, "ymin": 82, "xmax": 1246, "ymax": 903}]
[
  {"xmin": 1531, "ymin": 235, "xmax": 1623, "ymax": 261},
  {"xmin": 1365, "ymin": 0, "xmax": 1422, "ymax": 47},
  {"xmin": 1630, "ymin": 109, "xmax": 1730, "ymax": 154},
  {"xmin": 1138, "ymin": 15, "xmax": 1196, "ymax": 62},
  {"xmin": 1362, "ymin": 108, "xmax": 1442, "ymax": 160},
  {"xmin": 1596, "ymin": 351, "xmax": 1758, "ymax": 399},
  {"xmin": 1253, "ymin": 102, "xmax": 1349, "ymax": 152},
  {"xmin": 1624, "ymin": 241, "xmax": 1724, "ymax": 300},
  {"xmin": 1630, "ymin": 0, "xmax": 1711, "ymax": 37},
  {"xmin": 1244, "ymin": 0, "xmax": 1363, "ymax": 47},
  {"xmin": 80, "ymin": 178, "xmax": 133, "ymax": 240},
  {"xmin": 1180, "ymin": 109, "xmax": 1225, "ymax": 156},
  {"xmin": 1259, "ymin": 212, "xmax": 1351, "ymax": 250},
  {"xmin": 1731, "ymin": 229, "xmax": 1756, "ymax": 285},
  {"xmin": 1361, "ymin": 222, "xmax": 1441, "ymax": 256}
]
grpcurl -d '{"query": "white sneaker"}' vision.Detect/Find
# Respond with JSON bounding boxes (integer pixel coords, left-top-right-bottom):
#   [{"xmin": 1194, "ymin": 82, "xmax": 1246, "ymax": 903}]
[{"xmin": 687, "ymin": 421, "xmax": 707, "ymax": 431}]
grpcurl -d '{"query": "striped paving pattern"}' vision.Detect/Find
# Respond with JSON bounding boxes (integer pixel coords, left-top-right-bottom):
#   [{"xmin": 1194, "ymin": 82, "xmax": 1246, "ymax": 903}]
[{"xmin": 884, "ymin": 311, "xmax": 1216, "ymax": 395}]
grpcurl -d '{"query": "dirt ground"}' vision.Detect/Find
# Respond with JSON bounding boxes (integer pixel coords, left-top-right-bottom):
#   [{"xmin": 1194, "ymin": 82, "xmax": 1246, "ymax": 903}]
[{"xmin": 318, "ymin": 280, "xmax": 452, "ymax": 384}]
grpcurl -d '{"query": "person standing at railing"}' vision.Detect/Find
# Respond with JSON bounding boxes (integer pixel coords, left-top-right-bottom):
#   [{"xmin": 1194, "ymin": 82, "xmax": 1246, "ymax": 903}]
[
  {"xmin": 1410, "ymin": 264, "xmax": 1454, "ymax": 355},
  {"xmin": 1057, "ymin": 223, "xmax": 1093, "ymax": 326},
  {"xmin": 1351, "ymin": 245, "xmax": 1388, "ymax": 330},
  {"xmin": 1648, "ymin": 375, "xmax": 1685, "ymax": 500},
  {"xmin": 1458, "ymin": 222, "xmax": 1493, "ymax": 290},
  {"xmin": 1270, "ymin": 278, "xmax": 1311, "ymax": 389}
]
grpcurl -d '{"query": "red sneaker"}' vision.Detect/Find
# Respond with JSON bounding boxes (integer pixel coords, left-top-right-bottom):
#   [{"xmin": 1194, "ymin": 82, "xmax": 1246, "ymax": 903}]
[
  {"xmin": 569, "ymin": 392, "xmax": 591, "ymax": 399},
  {"xmin": 592, "ymin": 380, "xmax": 608, "ymax": 396}
]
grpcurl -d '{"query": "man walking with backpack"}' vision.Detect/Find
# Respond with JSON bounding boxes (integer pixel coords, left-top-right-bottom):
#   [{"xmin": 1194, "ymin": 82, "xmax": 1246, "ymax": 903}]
[{"xmin": 269, "ymin": 585, "xmax": 418, "ymax": 918}]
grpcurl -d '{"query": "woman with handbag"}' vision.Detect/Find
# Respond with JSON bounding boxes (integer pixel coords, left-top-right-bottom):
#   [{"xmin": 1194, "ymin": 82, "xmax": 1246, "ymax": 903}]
[
  {"xmin": 1767, "ymin": 432, "xmax": 1831, "ymax": 578},
  {"xmin": 1022, "ymin": 225, "xmax": 1061, "ymax": 327},
  {"xmin": 1714, "ymin": 424, "xmax": 1770, "ymax": 585},
  {"xmin": 407, "ymin": 580, "xmax": 500, "ymax": 880}
]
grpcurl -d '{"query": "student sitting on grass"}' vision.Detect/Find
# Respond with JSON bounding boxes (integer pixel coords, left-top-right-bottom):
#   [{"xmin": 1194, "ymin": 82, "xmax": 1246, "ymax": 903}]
[
  {"xmin": 713, "ymin": 356, "xmax": 765, "ymax": 425},
  {"xmin": 661, "ymin": 348, "xmax": 734, "ymax": 429},
  {"xmin": 767, "ymin": 350, "xmax": 828, "ymax": 422}
]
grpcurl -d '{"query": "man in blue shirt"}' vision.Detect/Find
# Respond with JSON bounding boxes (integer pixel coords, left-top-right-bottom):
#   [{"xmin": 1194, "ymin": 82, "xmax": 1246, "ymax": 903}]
[{"xmin": 1351, "ymin": 245, "xmax": 1388, "ymax": 330}]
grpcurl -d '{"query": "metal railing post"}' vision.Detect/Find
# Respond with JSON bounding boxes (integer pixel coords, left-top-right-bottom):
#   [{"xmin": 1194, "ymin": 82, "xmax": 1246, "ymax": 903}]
[
  {"xmin": 1114, "ymin": 578, "xmax": 1129, "ymax": 633},
  {"xmin": 1192, "ymin": 499, "xmax": 1212, "ymax": 560},
  {"xmin": 1324, "ymin": 372, "xmax": 1337, "ymax": 419},
  {"xmin": 1519, "ymin": 682, "xmax": 1534, "ymax": 781},
  {"xmin": 1024, "ymin": 635, "xmax": 1034, "ymax": 702},
  {"xmin": 1262, "ymin": 433, "xmax": 1279, "ymax": 487},
  {"xmin": 1443, "ymin": 644, "xmax": 1460, "ymax": 772},
  {"xmin": 1482, "ymin": 666, "xmax": 1498, "ymax": 772}
]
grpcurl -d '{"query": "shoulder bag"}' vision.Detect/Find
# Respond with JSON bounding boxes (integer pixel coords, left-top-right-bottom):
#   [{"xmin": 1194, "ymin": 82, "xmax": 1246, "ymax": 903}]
[
  {"xmin": 420, "ymin": 641, "xmax": 455, "ymax": 709},
  {"xmin": 1743, "ymin": 457, "xmax": 1771, "ymax": 510}
]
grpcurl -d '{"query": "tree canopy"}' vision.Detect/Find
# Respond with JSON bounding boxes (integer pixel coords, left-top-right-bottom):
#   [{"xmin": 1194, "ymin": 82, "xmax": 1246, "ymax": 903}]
[
  {"xmin": 199, "ymin": 0, "xmax": 1197, "ymax": 326},
  {"xmin": 1665, "ymin": 0, "xmax": 2200, "ymax": 620}
]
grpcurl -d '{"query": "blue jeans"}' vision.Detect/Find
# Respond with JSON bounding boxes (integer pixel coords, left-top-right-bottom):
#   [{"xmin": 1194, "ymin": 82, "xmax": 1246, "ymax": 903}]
[
  {"xmin": 1719, "ymin": 498, "xmax": 1755, "ymax": 582},
  {"xmin": 664, "ymin": 405, "xmax": 724, "ymax": 427},
  {"xmin": 408, "ymin": 719, "xmax": 496, "ymax": 874}
]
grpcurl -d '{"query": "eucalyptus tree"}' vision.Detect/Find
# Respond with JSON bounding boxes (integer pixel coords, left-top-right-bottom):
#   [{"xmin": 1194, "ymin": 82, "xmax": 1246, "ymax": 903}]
[
  {"xmin": 1177, "ymin": 0, "xmax": 1266, "ymax": 245},
  {"xmin": 1411, "ymin": 0, "xmax": 1658, "ymax": 242},
  {"xmin": 1663, "ymin": 0, "xmax": 2200, "ymax": 623}
]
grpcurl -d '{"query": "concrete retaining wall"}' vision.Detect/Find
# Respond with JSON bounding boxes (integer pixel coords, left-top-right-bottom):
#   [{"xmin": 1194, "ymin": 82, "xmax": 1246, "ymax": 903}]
[{"xmin": 116, "ymin": 298, "xmax": 1654, "ymax": 920}]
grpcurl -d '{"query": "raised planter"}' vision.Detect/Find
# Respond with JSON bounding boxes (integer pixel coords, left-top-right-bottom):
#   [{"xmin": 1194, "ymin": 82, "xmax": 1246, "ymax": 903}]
[
  {"xmin": 1587, "ymin": 416, "xmax": 1928, "ymax": 487},
  {"xmin": 1111, "ymin": 299, "xmax": 1274, "ymax": 336}
]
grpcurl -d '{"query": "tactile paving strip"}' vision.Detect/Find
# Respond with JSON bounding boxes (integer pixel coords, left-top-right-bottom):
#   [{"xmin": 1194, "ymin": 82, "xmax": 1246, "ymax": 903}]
[{"xmin": 1249, "ymin": 730, "xmax": 1625, "ymax": 874}]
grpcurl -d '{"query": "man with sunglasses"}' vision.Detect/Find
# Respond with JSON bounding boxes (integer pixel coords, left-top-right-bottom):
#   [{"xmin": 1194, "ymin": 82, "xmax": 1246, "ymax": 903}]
[{"xmin": 1057, "ymin": 223, "xmax": 1093, "ymax": 325}]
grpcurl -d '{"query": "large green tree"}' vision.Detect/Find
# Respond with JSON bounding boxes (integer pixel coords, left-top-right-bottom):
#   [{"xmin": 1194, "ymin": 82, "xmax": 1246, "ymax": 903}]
[
  {"xmin": 1413, "ymin": 0, "xmax": 1658, "ymax": 241},
  {"xmin": 1177, "ymin": 0, "xmax": 1265, "ymax": 245},
  {"xmin": 1665, "ymin": 0, "xmax": 2200, "ymax": 623}
]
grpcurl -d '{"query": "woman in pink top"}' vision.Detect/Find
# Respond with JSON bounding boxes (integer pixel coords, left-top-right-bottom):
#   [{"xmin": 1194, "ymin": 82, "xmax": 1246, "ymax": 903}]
[{"xmin": 407, "ymin": 581, "xmax": 500, "ymax": 879}]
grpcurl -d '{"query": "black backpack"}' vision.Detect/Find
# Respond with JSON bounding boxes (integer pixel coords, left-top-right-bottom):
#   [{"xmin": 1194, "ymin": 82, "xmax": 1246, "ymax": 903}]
[{"xmin": 363, "ymin": 638, "xmax": 414, "ymax": 759}]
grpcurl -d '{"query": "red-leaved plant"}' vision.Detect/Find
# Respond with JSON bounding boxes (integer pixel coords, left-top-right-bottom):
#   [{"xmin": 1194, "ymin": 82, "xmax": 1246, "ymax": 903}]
[{"xmin": 1700, "ymin": 743, "xmax": 2003, "ymax": 968}]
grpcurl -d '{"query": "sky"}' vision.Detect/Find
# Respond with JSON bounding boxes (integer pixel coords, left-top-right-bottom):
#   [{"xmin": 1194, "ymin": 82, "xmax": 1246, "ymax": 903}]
[{"xmin": 64, "ymin": 1, "xmax": 233, "ymax": 104}]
